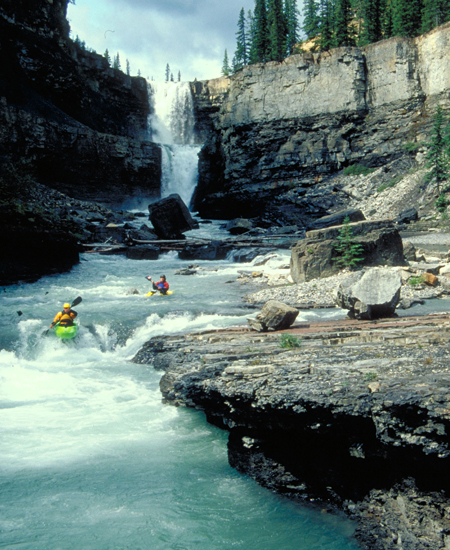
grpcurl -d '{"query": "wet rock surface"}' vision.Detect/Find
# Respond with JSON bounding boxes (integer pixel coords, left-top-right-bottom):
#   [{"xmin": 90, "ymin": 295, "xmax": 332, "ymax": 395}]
[{"xmin": 133, "ymin": 312, "xmax": 450, "ymax": 549}]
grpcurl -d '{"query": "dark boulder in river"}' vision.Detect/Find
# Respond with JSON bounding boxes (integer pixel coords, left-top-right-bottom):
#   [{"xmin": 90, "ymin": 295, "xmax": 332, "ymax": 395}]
[{"xmin": 148, "ymin": 194, "xmax": 198, "ymax": 240}]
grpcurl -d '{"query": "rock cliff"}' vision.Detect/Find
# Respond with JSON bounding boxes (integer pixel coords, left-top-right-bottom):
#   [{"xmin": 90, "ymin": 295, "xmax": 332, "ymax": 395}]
[
  {"xmin": 0, "ymin": 0, "xmax": 161, "ymax": 206},
  {"xmin": 193, "ymin": 24, "xmax": 450, "ymax": 225}
]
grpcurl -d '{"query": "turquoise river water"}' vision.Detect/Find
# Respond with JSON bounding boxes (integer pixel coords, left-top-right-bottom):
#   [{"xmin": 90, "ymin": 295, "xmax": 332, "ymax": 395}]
[{"xmin": 0, "ymin": 238, "xmax": 362, "ymax": 550}]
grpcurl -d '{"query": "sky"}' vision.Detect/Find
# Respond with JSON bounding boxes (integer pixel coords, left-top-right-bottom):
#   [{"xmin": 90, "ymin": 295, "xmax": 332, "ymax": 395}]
[{"xmin": 67, "ymin": 0, "xmax": 258, "ymax": 82}]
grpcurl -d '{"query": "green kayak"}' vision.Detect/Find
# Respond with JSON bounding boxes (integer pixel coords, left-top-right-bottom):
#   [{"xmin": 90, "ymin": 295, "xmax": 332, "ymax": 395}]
[{"xmin": 55, "ymin": 322, "xmax": 78, "ymax": 340}]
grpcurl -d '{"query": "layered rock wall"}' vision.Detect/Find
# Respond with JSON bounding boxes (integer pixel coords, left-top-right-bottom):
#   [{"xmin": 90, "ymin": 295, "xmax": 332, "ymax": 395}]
[
  {"xmin": 0, "ymin": 0, "xmax": 161, "ymax": 205},
  {"xmin": 194, "ymin": 24, "xmax": 450, "ymax": 222}
]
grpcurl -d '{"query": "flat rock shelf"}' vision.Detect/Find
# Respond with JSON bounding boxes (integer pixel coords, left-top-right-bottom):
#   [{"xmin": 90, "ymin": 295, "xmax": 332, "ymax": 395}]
[{"xmin": 133, "ymin": 313, "xmax": 450, "ymax": 550}]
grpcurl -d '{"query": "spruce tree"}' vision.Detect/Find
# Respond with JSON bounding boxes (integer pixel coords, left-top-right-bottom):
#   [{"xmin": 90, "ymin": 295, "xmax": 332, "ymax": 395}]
[
  {"xmin": 126, "ymin": 59, "xmax": 131, "ymax": 76},
  {"xmin": 382, "ymin": 0, "xmax": 394, "ymax": 37},
  {"xmin": 426, "ymin": 104, "xmax": 448, "ymax": 194},
  {"xmin": 222, "ymin": 49, "xmax": 231, "ymax": 76},
  {"xmin": 318, "ymin": 0, "xmax": 334, "ymax": 50},
  {"xmin": 421, "ymin": 0, "xmax": 450, "ymax": 32},
  {"xmin": 248, "ymin": 9, "xmax": 259, "ymax": 63},
  {"xmin": 267, "ymin": 0, "xmax": 288, "ymax": 60},
  {"xmin": 392, "ymin": 0, "xmax": 424, "ymax": 37},
  {"xmin": 178, "ymin": 70, "xmax": 181, "ymax": 81},
  {"xmin": 104, "ymin": 48, "xmax": 111, "ymax": 66},
  {"xmin": 235, "ymin": 8, "xmax": 248, "ymax": 69},
  {"xmin": 302, "ymin": 0, "xmax": 320, "ymax": 39},
  {"xmin": 113, "ymin": 52, "xmax": 121, "ymax": 70},
  {"xmin": 360, "ymin": 0, "xmax": 382, "ymax": 44},
  {"xmin": 334, "ymin": 0, "xmax": 353, "ymax": 46},
  {"xmin": 284, "ymin": 0, "xmax": 300, "ymax": 54},
  {"xmin": 253, "ymin": 0, "xmax": 269, "ymax": 62},
  {"xmin": 165, "ymin": 63, "xmax": 170, "ymax": 82}
]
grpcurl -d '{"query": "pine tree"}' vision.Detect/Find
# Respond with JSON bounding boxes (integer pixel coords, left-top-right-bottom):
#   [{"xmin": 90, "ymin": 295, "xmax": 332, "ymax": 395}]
[
  {"xmin": 302, "ymin": 0, "xmax": 320, "ymax": 39},
  {"xmin": 334, "ymin": 0, "xmax": 353, "ymax": 46},
  {"xmin": 104, "ymin": 48, "xmax": 111, "ymax": 66},
  {"xmin": 253, "ymin": 0, "xmax": 269, "ymax": 62},
  {"xmin": 165, "ymin": 63, "xmax": 170, "ymax": 82},
  {"xmin": 126, "ymin": 59, "xmax": 131, "ymax": 76},
  {"xmin": 235, "ymin": 8, "xmax": 248, "ymax": 69},
  {"xmin": 178, "ymin": 70, "xmax": 181, "ymax": 81},
  {"xmin": 267, "ymin": 0, "xmax": 288, "ymax": 60},
  {"xmin": 284, "ymin": 0, "xmax": 300, "ymax": 54},
  {"xmin": 170, "ymin": 72, "xmax": 174, "ymax": 81},
  {"xmin": 137, "ymin": 69, "xmax": 142, "ymax": 77},
  {"xmin": 222, "ymin": 49, "xmax": 231, "ymax": 76}
]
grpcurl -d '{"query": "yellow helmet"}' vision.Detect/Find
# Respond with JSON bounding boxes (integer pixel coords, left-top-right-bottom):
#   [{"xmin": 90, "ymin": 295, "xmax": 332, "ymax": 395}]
[{"xmin": 63, "ymin": 303, "xmax": 70, "ymax": 308}]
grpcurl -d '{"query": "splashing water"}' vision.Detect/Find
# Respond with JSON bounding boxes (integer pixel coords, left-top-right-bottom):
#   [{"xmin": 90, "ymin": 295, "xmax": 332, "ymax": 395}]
[
  {"xmin": 0, "ymin": 251, "xmax": 358, "ymax": 550},
  {"xmin": 148, "ymin": 81, "xmax": 200, "ymax": 207}
]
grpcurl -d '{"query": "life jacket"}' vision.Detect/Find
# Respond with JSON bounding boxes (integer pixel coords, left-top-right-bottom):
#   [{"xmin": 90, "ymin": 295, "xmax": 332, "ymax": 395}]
[
  {"xmin": 154, "ymin": 281, "xmax": 169, "ymax": 292},
  {"xmin": 54, "ymin": 309, "xmax": 77, "ymax": 327}
]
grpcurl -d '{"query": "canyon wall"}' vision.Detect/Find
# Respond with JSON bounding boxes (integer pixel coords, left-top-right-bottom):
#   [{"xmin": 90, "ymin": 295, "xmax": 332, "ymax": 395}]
[
  {"xmin": 0, "ymin": 0, "xmax": 161, "ymax": 205},
  {"xmin": 193, "ymin": 24, "xmax": 450, "ymax": 224}
]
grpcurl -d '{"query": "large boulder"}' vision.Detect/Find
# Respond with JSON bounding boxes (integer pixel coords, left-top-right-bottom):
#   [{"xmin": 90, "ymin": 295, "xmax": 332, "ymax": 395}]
[
  {"xmin": 248, "ymin": 300, "xmax": 299, "ymax": 332},
  {"xmin": 290, "ymin": 220, "xmax": 406, "ymax": 282},
  {"xmin": 148, "ymin": 194, "xmax": 198, "ymax": 239},
  {"xmin": 334, "ymin": 268, "xmax": 402, "ymax": 319}
]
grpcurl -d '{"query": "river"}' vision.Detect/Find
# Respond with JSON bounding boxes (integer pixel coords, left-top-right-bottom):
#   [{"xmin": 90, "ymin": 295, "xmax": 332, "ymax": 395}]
[{"xmin": 0, "ymin": 238, "xmax": 361, "ymax": 550}]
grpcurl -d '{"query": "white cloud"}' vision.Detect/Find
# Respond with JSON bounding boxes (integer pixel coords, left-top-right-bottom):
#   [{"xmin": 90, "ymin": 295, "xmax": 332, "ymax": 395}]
[{"xmin": 67, "ymin": 0, "xmax": 255, "ymax": 82}]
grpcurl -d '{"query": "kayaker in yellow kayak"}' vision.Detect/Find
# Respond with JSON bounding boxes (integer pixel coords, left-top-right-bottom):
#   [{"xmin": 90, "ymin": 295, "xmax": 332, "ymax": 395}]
[
  {"xmin": 146, "ymin": 274, "xmax": 170, "ymax": 295},
  {"xmin": 50, "ymin": 303, "xmax": 78, "ymax": 329}
]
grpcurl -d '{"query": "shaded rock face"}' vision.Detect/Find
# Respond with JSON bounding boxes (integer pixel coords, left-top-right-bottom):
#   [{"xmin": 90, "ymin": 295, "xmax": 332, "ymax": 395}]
[
  {"xmin": 148, "ymin": 194, "xmax": 198, "ymax": 239},
  {"xmin": 290, "ymin": 220, "xmax": 405, "ymax": 282},
  {"xmin": 334, "ymin": 268, "xmax": 402, "ymax": 319},
  {"xmin": 0, "ymin": 0, "xmax": 161, "ymax": 206},
  {"xmin": 194, "ymin": 26, "xmax": 450, "ymax": 223},
  {"xmin": 190, "ymin": 77, "xmax": 231, "ymax": 143},
  {"xmin": 0, "ymin": 211, "xmax": 79, "ymax": 285}
]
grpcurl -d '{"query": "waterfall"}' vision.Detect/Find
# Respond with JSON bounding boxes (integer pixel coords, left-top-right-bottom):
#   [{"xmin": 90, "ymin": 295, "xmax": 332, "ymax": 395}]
[{"xmin": 148, "ymin": 82, "xmax": 200, "ymax": 208}]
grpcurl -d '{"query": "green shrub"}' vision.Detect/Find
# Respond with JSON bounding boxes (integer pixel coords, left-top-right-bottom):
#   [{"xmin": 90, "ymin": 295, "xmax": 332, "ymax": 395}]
[
  {"xmin": 408, "ymin": 275, "xmax": 425, "ymax": 286},
  {"xmin": 343, "ymin": 164, "xmax": 375, "ymax": 177},
  {"xmin": 435, "ymin": 193, "xmax": 450, "ymax": 213},
  {"xmin": 333, "ymin": 217, "xmax": 364, "ymax": 268},
  {"xmin": 279, "ymin": 333, "xmax": 302, "ymax": 349}
]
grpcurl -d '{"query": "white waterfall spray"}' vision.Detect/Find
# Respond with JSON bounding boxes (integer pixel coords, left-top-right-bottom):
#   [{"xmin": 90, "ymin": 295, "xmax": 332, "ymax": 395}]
[{"xmin": 148, "ymin": 82, "xmax": 200, "ymax": 208}]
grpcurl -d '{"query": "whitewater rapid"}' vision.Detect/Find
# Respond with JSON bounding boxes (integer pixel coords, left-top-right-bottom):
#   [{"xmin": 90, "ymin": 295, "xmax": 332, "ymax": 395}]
[{"xmin": 0, "ymin": 248, "xmax": 359, "ymax": 550}]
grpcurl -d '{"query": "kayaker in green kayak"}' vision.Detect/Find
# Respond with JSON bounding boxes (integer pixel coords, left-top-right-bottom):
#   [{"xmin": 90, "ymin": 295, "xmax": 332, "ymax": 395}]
[{"xmin": 50, "ymin": 302, "xmax": 78, "ymax": 329}]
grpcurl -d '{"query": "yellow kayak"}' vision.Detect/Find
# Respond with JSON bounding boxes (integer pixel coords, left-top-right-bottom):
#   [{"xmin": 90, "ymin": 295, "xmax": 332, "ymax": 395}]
[{"xmin": 146, "ymin": 290, "xmax": 173, "ymax": 297}]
